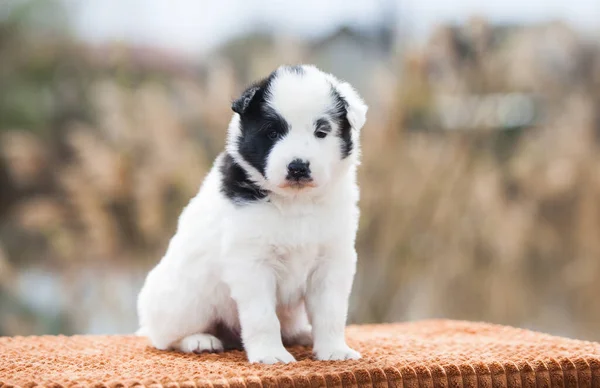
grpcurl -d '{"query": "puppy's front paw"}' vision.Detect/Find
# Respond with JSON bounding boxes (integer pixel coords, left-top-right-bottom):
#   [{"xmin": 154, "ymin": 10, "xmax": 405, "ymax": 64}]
[
  {"xmin": 247, "ymin": 346, "xmax": 296, "ymax": 364},
  {"xmin": 314, "ymin": 344, "xmax": 361, "ymax": 361}
]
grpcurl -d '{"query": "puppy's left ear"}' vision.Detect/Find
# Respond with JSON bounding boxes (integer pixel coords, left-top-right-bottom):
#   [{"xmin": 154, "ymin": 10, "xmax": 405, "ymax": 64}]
[
  {"xmin": 232, "ymin": 85, "xmax": 260, "ymax": 115},
  {"xmin": 334, "ymin": 81, "xmax": 368, "ymax": 131}
]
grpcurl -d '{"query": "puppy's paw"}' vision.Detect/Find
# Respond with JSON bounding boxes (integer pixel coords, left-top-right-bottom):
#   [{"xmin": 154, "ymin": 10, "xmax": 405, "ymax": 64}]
[
  {"xmin": 314, "ymin": 344, "xmax": 361, "ymax": 361},
  {"xmin": 283, "ymin": 327, "xmax": 313, "ymax": 347},
  {"xmin": 177, "ymin": 333, "xmax": 224, "ymax": 354},
  {"xmin": 247, "ymin": 346, "xmax": 296, "ymax": 364}
]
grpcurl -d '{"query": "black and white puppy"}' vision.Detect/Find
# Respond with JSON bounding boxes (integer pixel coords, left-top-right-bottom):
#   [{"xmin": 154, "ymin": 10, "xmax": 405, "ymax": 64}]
[{"xmin": 137, "ymin": 64, "xmax": 368, "ymax": 364}]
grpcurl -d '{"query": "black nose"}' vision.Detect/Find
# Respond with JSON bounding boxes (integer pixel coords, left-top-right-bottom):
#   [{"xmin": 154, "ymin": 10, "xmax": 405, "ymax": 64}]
[{"xmin": 287, "ymin": 159, "xmax": 311, "ymax": 180}]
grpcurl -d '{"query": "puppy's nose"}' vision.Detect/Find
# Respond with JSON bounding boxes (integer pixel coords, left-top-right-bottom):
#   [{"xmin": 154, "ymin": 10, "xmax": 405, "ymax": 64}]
[{"xmin": 287, "ymin": 159, "xmax": 311, "ymax": 180}]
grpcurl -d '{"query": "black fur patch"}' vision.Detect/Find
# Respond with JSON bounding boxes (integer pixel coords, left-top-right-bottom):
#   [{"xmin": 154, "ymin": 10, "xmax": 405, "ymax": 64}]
[
  {"xmin": 234, "ymin": 72, "xmax": 290, "ymax": 176},
  {"xmin": 330, "ymin": 87, "xmax": 353, "ymax": 158},
  {"xmin": 315, "ymin": 118, "xmax": 332, "ymax": 133},
  {"xmin": 219, "ymin": 153, "xmax": 268, "ymax": 203},
  {"xmin": 231, "ymin": 86, "xmax": 260, "ymax": 115}
]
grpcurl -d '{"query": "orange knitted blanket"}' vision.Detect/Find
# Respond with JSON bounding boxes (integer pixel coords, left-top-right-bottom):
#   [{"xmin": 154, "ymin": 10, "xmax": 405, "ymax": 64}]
[{"xmin": 1, "ymin": 320, "xmax": 599, "ymax": 388}]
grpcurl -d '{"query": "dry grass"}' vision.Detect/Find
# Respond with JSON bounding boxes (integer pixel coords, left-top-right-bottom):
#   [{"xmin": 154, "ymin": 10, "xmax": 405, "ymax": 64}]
[{"xmin": 1, "ymin": 17, "xmax": 600, "ymax": 339}]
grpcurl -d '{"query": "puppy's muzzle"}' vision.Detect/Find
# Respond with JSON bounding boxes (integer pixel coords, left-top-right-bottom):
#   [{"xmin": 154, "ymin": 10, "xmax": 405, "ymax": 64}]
[
  {"xmin": 286, "ymin": 159, "xmax": 311, "ymax": 181},
  {"xmin": 282, "ymin": 159, "xmax": 315, "ymax": 189}
]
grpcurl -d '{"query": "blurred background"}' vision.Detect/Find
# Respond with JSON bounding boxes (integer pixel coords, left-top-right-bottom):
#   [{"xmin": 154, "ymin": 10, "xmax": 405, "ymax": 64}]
[{"xmin": 1, "ymin": 0, "xmax": 600, "ymax": 340}]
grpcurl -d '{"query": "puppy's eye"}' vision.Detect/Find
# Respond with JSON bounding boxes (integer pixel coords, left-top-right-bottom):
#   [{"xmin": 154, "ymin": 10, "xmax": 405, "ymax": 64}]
[
  {"xmin": 315, "ymin": 130, "xmax": 328, "ymax": 139},
  {"xmin": 267, "ymin": 130, "xmax": 279, "ymax": 140}
]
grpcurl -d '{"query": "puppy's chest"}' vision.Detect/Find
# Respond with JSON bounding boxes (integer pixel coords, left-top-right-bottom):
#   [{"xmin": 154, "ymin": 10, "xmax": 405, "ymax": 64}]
[
  {"xmin": 234, "ymin": 204, "xmax": 341, "ymax": 303},
  {"xmin": 261, "ymin": 208, "xmax": 332, "ymax": 246},
  {"xmin": 269, "ymin": 244, "xmax": 320, "ymax": 304}
]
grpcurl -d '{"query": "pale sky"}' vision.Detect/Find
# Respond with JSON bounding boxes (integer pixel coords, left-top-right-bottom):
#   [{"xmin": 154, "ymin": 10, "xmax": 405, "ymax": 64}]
[{"xmin": 66, "ymin": 0, "xmax": 600, "ymax": 55}]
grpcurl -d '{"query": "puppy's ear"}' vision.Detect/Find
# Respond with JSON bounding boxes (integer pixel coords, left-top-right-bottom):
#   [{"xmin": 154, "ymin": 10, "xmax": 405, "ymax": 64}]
[
  {"xmin": 336, "ymin": 81, "xmax": 368, "ymax": 131},
  {"xmin": 232, "ymin": 85, "xmax": 260, "ymax": 115},
  {"xmin": 325, "ymin": 73, "xmax": 368, "ymax": 131}
]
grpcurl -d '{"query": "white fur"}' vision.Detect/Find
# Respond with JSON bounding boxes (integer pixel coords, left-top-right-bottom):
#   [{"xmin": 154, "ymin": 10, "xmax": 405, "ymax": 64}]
[{"xmin": 137, "ymin": 65, "xmax": 368, "ymax": 364}]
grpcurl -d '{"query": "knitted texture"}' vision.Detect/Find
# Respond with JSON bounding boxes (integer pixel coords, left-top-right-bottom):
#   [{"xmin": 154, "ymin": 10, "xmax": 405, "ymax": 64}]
[{"xmin": 1, "ymin": 320, "xmax": 599, "ymax": 388}]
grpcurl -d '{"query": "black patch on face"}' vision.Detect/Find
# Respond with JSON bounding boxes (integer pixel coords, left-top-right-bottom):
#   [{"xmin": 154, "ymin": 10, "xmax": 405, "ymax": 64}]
[
  {"xmin": 314, "ymin": 118, "xmax": 332, "ymax": 139},
  {"xmin": 219, "ymin": 153, "xmax": 268, "ymax": 203},
  {"xmin": 329, "ymin": 88, "xmax": 353, "ymax": 158},
  {"xmin": 315, "ymin": 118, "xmax": 331, "ymax": 131},
  {"xmin": 233, "ymin": 72, "xmax": 290, "ymax": 176}
]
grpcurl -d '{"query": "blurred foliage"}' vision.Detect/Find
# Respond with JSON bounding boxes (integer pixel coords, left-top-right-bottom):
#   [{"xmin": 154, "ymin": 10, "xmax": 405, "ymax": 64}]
[{"xmin": 1, "ymin": 1, "xmax": 600, "ymax": 340}]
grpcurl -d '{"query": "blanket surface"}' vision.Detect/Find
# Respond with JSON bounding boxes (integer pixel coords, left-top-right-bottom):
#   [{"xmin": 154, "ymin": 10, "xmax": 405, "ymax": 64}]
[{"xmin": 1, "ymin": 320, "xmax": 599, "ymax": 388}]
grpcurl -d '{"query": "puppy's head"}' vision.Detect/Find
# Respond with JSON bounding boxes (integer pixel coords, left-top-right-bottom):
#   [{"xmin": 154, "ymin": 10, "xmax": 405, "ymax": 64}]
[{"xmin": 226, "ymin": 65, "xmax": 367, "ymax": 197}]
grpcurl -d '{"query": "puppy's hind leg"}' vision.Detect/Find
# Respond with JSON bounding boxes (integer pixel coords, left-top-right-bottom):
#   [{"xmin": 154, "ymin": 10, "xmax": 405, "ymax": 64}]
[
  {"xmin": 146, "ymin": 317, "xmax": 225, "ymax": 354},
  {"xmin": 175, "ymin": 332, "xmax": 224, "ymax": 354},
  {"xmin": 280, "ymin": 302, "xmax": 313, "ymax": 347},
  {"xmin": 140, "ymin": 282, "xmax": 222, "ymax": 353}
]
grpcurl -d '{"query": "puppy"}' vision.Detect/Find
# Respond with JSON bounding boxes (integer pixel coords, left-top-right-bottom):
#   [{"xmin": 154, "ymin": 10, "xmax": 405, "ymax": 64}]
[{"xmin": 136, "ymin": 64, "xmax": 368, "ymax": 364}]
